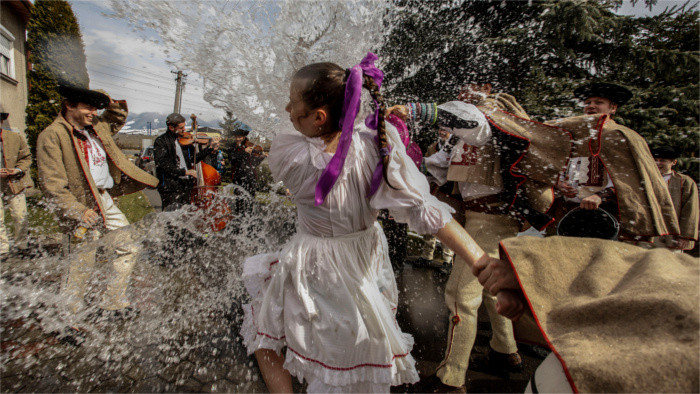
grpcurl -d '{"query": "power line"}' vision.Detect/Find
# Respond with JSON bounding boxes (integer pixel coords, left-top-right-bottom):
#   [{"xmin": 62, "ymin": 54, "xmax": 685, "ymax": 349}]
[
  {"xmin": 87, "ymin": 56, "xmax": 176, "ymax": 80},
  {"xmin": 90, "ymin": 69, "xmax": 175, "ymax": 90},
  {"xmin": 88, "ymin": 70, "xmax": 207, "ymax": 102},
  {"xmin": 87, "ymin": 55, "xmax": 208, "ymax": 89},
  {"xmin": 87, "ymin": 61, "xmax": 177, "ymax": 86},
  {"xmin": 88, "ymin": 75, "xmax": 205, "ymax": 106},
  {"xmin": 89, "ymin": 79, "xmax": 219, "ymax": 113}
]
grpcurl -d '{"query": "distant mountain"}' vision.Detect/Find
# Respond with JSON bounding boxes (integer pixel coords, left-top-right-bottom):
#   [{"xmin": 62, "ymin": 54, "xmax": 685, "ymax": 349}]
[{"xmin": 122, "ymin": 112, "xmax": 222, "ymax": 132}]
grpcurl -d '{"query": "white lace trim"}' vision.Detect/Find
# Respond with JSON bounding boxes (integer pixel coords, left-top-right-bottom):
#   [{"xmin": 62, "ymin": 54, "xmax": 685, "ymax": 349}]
[
  {"xmin": 241, "ymin": 303, "xmax": 418, "ymax": 386},
  {"xmin": 284, "ymin": 336, "xmax": 419, "ymax": 387}
]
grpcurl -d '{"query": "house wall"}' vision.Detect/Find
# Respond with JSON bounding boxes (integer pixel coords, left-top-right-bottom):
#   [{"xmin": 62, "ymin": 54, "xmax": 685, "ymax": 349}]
[{"xmin": 0, "ymin": 1, "xmax": 29, "ymax": 136}]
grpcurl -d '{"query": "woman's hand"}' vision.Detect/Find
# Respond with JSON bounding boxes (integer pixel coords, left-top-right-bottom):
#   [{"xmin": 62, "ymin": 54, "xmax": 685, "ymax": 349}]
[{"xmin": 473, "ymin": 255, "xmax": 527, "ymax": 321}]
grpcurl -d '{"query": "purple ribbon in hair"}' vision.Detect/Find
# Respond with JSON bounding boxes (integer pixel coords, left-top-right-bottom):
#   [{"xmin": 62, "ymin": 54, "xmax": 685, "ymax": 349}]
[{"xmin": 314, "ymin": 52, "xmax": 384, "ymax": 206}]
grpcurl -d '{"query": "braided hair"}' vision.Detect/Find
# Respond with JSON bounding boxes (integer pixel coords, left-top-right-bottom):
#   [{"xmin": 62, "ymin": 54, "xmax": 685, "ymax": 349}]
[
  {"xmin": 292, "ymin": 62, "xmax": 394, "ymax": 188},
  {"xmin": 362, "ymin": 75, "xmax": 395, "ymax": 189}
]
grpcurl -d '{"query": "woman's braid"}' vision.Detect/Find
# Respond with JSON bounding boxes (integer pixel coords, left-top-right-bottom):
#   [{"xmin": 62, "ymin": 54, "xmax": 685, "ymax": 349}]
[{"xmin": 363, "ymin": 75, "xmax": 396, "ymax": 190}]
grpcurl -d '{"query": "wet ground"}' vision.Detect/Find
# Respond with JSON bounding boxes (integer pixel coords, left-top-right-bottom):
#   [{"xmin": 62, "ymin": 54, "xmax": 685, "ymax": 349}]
[
  {"xmin": 1, "ymin": 241, "xmax": 268, "ymax": 393},
  {"xmin": 1, "ymin": 193, "xmax": 546, "ymax": 392},
  {"xmin": 1, "ymin": 248, "xmax": 545, "ymax": 393}
]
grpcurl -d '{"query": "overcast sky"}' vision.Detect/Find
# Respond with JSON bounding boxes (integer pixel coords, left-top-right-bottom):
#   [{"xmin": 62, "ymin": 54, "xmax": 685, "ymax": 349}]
[
  {"xmin": 69, "ymin": 0, "xmax": 689, "ymax": 121},
  {"xmin": 71, "ymin": 0, "xmax": 225, "ymax": 121}
]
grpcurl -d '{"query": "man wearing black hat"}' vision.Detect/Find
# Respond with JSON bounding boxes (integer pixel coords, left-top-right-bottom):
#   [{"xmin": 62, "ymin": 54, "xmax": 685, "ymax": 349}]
[
  {"xmin": 546, "ymin": 82, "xmax": 679, "ymax": 243},
  {"xmin": 228, "ymin": 128, "xmax": 266, "ymax": 196},
  {"xmin": 37, "ymin": 84, "xmax": 158, "ymax": 318},
  {"xmin": 553, "ymin": 82, "xmax": 632, "ymax": 211},
  {"xmin": 651, "ymin": 146, "xmax": 698, "ymax": 251}
]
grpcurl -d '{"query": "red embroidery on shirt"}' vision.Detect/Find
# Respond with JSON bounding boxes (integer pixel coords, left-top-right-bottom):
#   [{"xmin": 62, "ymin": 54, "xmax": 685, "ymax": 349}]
[
  {"xmin": 76, "ymin": 129, "xmax": 107, "ymax": 168},
  {"xmin": 583, "ymin": 156, "xmax": 604, "ymax": 186}
]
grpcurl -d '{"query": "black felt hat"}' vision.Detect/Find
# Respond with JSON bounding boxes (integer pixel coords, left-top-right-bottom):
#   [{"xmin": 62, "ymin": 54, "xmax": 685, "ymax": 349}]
[
  {"xmin": 651, "ymin": 146, "xmax": 679, "ymax": 160},
  {"xmin": 231, "ymin": 128, "xmax": 250, "ymax": 137},
  {"xmin": 574, "ymin": 82, "xmax": 632, "ymax": 106},
  {"xmin": 58, "ymin": 84, "xmax": 111, "ymax": 109},
  {"xmin": 557, "ymin": 207, "xmax": 620, "ymax": 240}
]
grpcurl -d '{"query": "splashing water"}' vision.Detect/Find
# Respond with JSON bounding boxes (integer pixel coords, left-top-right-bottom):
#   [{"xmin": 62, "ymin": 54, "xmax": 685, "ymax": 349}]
[
  {"xmin": 1, "ymin": 2, "xmax": 462, "ymax": 391},
  {"xmin": 1, "ymin": 190, "xmax": 296, "ymax": 391},
  {"xmin": 108, "ymin": 0, "xmax": 388, "ymax": 135}
]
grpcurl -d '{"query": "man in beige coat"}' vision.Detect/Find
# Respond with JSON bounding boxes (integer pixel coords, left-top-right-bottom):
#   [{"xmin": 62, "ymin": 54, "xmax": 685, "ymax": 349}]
[
  {"xmin": 651, "ymin": 146, "xmax": 698, "ymax": 251},
  {"xmin": 37, "ymin": 85, "xmax": 158, "ymax": 319},
  {"xmin": 0, "ymin": 113, "xmax": 33, "ymax": 256},
  {"xmin": 547, "ymin": 83, "xmax": 679, "ymax": 242}
]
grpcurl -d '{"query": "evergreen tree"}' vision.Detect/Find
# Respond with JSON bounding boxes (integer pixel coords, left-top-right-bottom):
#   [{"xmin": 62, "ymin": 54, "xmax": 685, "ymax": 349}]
[
  {"xmin": 614, "ymin": 4, "xmax": 699, "ymax": 177},
  {"xmin": 219, "ymin": 110, "xmax": 245, "ymax": 138},
  {"xmin": 25, "ymin": 0, "xmax": 89, "ymax": 154},
  {"xmin": 379, "ymin": 0, "xmax": 698, "ymax": 179}
]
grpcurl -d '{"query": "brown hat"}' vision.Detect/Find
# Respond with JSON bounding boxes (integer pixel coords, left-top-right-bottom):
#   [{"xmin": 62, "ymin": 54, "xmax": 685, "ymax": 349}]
[{"xmin": 232, "ymin": 128, "xmax": 250, "ymax": 137}]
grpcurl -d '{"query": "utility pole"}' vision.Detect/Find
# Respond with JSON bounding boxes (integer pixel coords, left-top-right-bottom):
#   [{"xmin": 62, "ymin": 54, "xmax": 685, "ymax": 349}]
[{"xmin": 172, "ymin": 70, "xmax": 187, "ymax": 114}]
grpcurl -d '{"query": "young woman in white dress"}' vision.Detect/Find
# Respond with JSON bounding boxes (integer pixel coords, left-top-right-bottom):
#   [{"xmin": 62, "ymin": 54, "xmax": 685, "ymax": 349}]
[{"xmin": 240, "ymin": 53, "xmax": 492, "ymax": 393}]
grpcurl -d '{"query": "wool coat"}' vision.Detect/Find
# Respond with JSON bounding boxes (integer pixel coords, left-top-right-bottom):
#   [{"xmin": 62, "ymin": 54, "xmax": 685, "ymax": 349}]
[
  {"xmin": 548, "ymin": 115, "xmax": 679, "ymax": 238},
  {"xmin": 501, "ymin": 236, "xmax": 698, "ymax": 392},
  {"xmin": 446, "ymin": 93, "xmax": 571, "ymax": 230},
  {"xmin": 663, "ymin": 171, "xmax": 698, "ymax": 249},
  {"xmin": 0, "ymin": 129, "xmax": 33, "ymax": 196},
  {"xmin": 37, "ymin": 101, "xmax": 158, "ymax": 231}
]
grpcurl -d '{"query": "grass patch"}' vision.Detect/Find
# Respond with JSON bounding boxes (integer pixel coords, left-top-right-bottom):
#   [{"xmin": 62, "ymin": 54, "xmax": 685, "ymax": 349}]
[
  {"xmin": 3, "ymin": 191, "xmax": 154, "ymax": 237},
  {"xmin": 10, "ymin": 195, "xmax": 62, "ymax": 235},
  {"xmin": 113, "ymin": 191, "xmax": 154, "ymax": 223}
]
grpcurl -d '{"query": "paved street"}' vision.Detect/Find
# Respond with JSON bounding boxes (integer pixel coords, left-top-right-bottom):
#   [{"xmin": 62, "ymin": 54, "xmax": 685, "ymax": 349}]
[{"xmin": 143, "ymin": 188, "xmax": 163, "ymax": 212}]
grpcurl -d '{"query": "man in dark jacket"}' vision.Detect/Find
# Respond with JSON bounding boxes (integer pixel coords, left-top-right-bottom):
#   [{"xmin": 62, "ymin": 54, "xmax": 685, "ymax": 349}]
[
  {"xmin": 154, "ymin": 113, "xmax": 211, "ymax": 211},
  {"xmin": 228, "ymin": 128, "xmax": 266, "ymax": 195}
]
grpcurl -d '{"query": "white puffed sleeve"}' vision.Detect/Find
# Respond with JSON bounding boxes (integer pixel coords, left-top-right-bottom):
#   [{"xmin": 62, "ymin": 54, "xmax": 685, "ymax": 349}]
[
  {"xmin": 268, "ymin": 134, "xmax": 318, "ymax": 196},
  {"xmin": 366, "ymin": 124, "xmax": 455, "ymax": 235}
]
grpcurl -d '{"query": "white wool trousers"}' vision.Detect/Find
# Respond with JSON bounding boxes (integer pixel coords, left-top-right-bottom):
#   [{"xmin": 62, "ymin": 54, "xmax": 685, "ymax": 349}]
[
  {"xmin": 62, "ymin": 191, "xmax": 136, "ymax": 312},
  {"xmin": 436, "ymin": 210, "xmax": 520, "ymax": 387},
  {"xmin": 0, "ymin": 192, "xmax": 29, "ymax": 254}
]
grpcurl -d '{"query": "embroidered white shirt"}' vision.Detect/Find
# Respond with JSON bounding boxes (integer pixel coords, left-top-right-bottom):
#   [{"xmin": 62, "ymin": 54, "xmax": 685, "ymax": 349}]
[{"xmin": 77, "ymin": 129, "xmax": 113, "ymax": 189}]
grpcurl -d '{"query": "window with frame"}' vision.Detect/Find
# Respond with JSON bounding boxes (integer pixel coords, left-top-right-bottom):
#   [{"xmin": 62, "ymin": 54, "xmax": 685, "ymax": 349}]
[{"xmin": 0, "ymin": 25, "xmax": 15, "ymax": 79}]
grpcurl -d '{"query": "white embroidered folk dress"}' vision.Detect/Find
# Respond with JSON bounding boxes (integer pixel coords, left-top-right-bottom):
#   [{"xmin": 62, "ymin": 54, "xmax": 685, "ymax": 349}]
[{"xmin": 241, "ymin": 123, "xmax": 454, "ymax": 392}]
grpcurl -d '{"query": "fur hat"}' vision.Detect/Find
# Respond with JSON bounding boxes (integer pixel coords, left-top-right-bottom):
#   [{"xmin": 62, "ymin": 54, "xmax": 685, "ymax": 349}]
[{"xmin": 231, "ymin": 128, "xmax": 250, "ymax": 137}]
